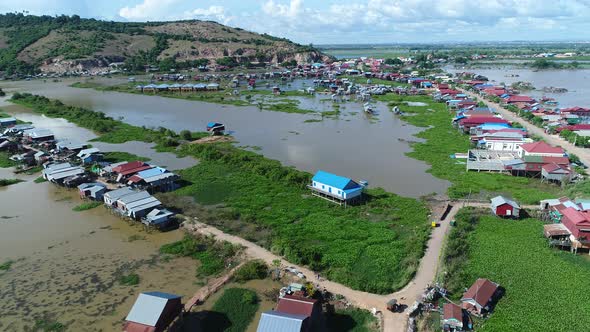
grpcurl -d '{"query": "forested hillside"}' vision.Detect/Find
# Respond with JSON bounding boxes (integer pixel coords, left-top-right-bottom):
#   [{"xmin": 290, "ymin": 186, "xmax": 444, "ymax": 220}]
[{"xmin": 0, "ymin": 13, "xmax": 330, "ymax": 75}]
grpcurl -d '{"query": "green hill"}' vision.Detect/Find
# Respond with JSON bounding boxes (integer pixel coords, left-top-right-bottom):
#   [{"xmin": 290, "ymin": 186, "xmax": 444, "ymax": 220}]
[{"xmin": 0, "ymin": 13, "xmax": 330, "ymax": 75}]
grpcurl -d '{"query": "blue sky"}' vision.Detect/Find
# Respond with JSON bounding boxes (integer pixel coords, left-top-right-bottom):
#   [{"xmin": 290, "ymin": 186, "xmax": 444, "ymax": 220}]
[{"xmin": 1, "ymin": 0, "xmax": 590, "ymax": 44}]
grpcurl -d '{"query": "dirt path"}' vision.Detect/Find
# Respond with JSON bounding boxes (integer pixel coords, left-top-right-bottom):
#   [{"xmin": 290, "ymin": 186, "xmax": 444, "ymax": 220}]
[
  {"xmin": 183, "ymin": 200, "xmax": 475, "ymax": 332},
  {"xmin": 461, "ymin": 89, "xmax": 590, "ymax": 166}
]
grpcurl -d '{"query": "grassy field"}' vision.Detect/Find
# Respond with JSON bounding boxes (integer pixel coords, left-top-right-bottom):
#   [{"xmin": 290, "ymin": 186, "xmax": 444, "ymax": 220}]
[
  {"xmin": 201, "ymin": 288, "xmax": 259, "ymax": 332},
  {"xmin": 0, "ymin": 178, "xmax": 23, "ymax": 187},
  {"xmin": 442, "ymin": 208, "xmax": 590, "ymax": 331},
  {"xmin": 326, "ymin": 307, "xmax": 379, "ymax": 332},
  {"xmin": 166, "ymin": 141, "xmax": 431, "ymax": 294},
  {"xmin": 0, "ymin": 151, "xmax": 17, "ymax": 168},
  {"xmin": 374, "ymin": 94, "xmax": 561, "ymax": 203}
]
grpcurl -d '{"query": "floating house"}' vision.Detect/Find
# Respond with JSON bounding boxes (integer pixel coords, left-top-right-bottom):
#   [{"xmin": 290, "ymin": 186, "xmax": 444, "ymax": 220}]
[
  {"xmin": 112, "ymin": 161, "xmax": 152, "ymax": 182},
  {"xmin": 77, "ymin": 182, "xmax": 107, "ymax": 201},
  {"xmin": 77, "ymin": 147, "xmax": 103, "ymax": 164},
  {"xmin": 23, "ymin": 128, "xmax": 54, "ymax": 142},
  {"xmin": 124, "ymin": 292, "xmax": 182, "ymax": 332},
  {"xmin": 256, "ymin": 311, "xmax": 308, "ymax": 332},
  {"xmin": 127, "ymin": 167, "xmax": 178, "ymax": 192},
  {"xmin": 103, "ymin": 187, "xmax": 135, "ymax": 206},
  {"xmin": 461, "ymin": 278, "xmax": 500, "ymax": 316},
  {"xmin": 309, "ymin": 170, "xmax": 364, "ymax": 206},
  {"xmin": 490, "ymin": 196, "xmax": 520, "ymax": 218},
  {"xmin": 442, "ymin": 303, "xmax": 465, "ymax": 332},
  {"xmin": 115, "ymin": 190, "xmax": 161, "ymax": 219},
  {"xmin": 0, "ymin": 117, "xmax": 17, "ymax": 127},
  {"xmin": 42, "ymin": 162, "xmax": 85, "ymax": 184},
  {"xmin": 142, "ymin": 208, "xmax": 175, "ymax": 228},
  {"xmin": 56, "ymin": 140, "xmax": 88, "ymax": 153}
]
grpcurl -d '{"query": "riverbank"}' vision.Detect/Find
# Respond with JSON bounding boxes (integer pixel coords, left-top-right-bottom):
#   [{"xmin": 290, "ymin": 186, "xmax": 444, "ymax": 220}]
[
  {"xmin": 3, "ymin": 93, "xmax": 432, "ymax": 295},
  {"xmin": 71, "ymin": 81, "xmax": 318, "ymax": 114},
  {"xmin": 374, "ymin": 94, "xmax": 561, "ymax": 203}
]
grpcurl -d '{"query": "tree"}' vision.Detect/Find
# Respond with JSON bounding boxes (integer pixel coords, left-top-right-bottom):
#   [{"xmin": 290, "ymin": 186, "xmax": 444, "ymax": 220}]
[{"xmin": 384, "ymin": 58, "xmax": 403, "ymax": 66}]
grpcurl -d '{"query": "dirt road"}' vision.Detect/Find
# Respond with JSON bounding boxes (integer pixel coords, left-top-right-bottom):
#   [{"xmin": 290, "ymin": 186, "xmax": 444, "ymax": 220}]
[
  {"xmin": 184, "ymin": 200, "xmax": 473, "ymax": 332},
  {"xmin": 461, "ymin": 89, "xmax": 590, "ymax": 166}
]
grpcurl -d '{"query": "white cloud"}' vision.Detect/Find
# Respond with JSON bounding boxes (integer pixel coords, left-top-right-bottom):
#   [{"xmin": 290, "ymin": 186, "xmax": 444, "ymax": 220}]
[{"xmin": 119, "ymin": 0, "xmax": 178, "ymax": 21}]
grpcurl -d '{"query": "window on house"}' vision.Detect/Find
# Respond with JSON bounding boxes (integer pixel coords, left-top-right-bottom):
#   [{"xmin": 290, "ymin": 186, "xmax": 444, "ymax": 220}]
[
  {"xmin": 503, "ymin": 144, "xmax": 508, "ymax": 149},
  {"xmin": 322, "ymin": 185, "xmax": 325, "ymax": 189}
]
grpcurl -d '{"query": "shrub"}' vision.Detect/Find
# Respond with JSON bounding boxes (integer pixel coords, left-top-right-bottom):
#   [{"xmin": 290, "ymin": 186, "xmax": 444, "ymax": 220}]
[{"xmin": 234, "ymin": 260, "xmax": 268, "ymax": 283}]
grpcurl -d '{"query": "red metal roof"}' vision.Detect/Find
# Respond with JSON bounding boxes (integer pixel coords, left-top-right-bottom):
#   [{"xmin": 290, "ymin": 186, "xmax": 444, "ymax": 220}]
[
  {"xmin": 443, "ymin": 303, "xmax": 463, "ymax": 321},
  {"xmin": 506, "ymin": 95, "xmax": 534, "ymax": 103},
  {"xmin": 561, "ymin": 107, "xmax": 590, "ymax": 113},
  {"xmin": 542, "ymin": 156, "xmax": 570, "ymax": 165},
  {"xmin": 276, "ymin": 295, "xmax": 318, "ymax": 318},
  {"xmin": 113, "ymin": 161, "xmax": 152, "ymax": 176},
  {"xmin": 123, "ymin": 321, "xmax": 156, "ymax": 332},
  {"xmin": 542, "ymin": 163, "xmax": 569, "ymax": 173},
  {"xmin": 461, "ymin": 278, "xmax": 498, "ymax": 308},
  {"xmin": 459, "ymin": 117, "xmax": 509, "ymax": 126},
  {"xmin": 521, "ymin": 141, "xmax": 564, "ymax": 154}
]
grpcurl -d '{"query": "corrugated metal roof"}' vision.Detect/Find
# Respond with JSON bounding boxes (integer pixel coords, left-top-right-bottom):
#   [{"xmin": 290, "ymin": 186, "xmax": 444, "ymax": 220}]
[
  {"xmin": 126, "ymin": 196, "xmax": 160, "ymax": 211},
  {"xmin": 47, "ymin": 168, "xmax": 85, "ymax": 181},
  {"xmin": 126, "ymin": 292, "xmax": 179, "ymax": 327},
  {"xmin": 104, "ymin": 187, "xmax": 135, "ymax": 201},
  {"xmin": 491, "ymin": 196, "xmax": 519, "ymax": 209},
  {"xmin": 312, "ymin": 170, "xmax": 360, "ymax": 190},
  {"xmin": 143, "ymin": 173, "xmax": 177, "ymax": 183},
  {"xmin": 137, "ymin": 167, "xmax": 167, "ymax": 179},
  {"xmin": 256, "ymin": 311, "xmax": 306, "ymax": 332},
  {"xmin": 118, "ymin": 191, "xmax": 150, "ymax": 204},
  {"xmin": 77, "ymin": 148, "xmax": 100, "ymax": 158}
]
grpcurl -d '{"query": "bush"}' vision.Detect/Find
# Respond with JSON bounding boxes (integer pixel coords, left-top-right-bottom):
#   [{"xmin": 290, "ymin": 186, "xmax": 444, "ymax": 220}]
[
  {"xmin": 180, "ymin": 130, "xmax": 192, "ymax": 140},
  {"xmin": 234, "ymin": 260, "xmax": 268, "ymax": 283}
]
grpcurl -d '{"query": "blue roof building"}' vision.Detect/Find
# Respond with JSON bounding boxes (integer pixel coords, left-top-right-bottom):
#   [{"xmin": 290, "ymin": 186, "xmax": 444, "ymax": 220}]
[
  {"xmin": 310, "ymin": 170, "xmax": 364, "ymax": 206},
  {"xmin": 257, "ymin": 311, "xmax": 308, "ymax": 332}
]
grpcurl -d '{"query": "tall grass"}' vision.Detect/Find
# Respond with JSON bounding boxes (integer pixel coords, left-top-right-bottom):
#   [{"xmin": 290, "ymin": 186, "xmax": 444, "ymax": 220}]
[{"xmin": 202, "ymin": 288, "xmax": 259, "ymax": 332}]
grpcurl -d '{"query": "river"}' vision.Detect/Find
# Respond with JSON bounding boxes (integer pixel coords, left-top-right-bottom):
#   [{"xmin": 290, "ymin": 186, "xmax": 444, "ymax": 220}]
[
  {"xmin": 1, "ymin": 78, "xmax": 450, "ymax": 198},
  {"xmin": 446, "ymin": 67, "xmax": 590, "ymax": 108}
]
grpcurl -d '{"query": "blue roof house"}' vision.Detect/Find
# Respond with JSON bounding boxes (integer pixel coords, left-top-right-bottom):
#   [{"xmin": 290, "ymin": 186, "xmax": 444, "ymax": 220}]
[
  {"xmin": 310, "ymin": 170, "xmax": 364, "ymax": 206},
  {"xmin": 257, "ymin": 311, "xmax": 308, "ymax": 332}
]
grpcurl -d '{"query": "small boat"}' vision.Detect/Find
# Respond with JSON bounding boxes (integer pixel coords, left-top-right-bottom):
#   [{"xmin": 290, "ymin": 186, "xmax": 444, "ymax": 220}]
[
  {"xmin": 392, "ymin": 106, "xmax": 404, "ymax": 115},
  {"xmin": 363, "ymin": 102, "xmax": 374, "ymax": 114},
  {"xmin": 206, "ymin": 122, "xmax": 225, "ymax": 136}
]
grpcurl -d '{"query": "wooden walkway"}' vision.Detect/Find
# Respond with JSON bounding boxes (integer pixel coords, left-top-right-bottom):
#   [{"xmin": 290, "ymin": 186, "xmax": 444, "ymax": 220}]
[{"xmin": 184, "ymin": 260, "xmax": 245, "ymax": 312}]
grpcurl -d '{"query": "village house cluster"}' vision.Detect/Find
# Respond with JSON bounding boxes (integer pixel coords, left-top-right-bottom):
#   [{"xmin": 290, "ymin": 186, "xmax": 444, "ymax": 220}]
[
  {"xmin": 428, "ymin": 81, "xmax": 578, "ymax": 184},
  {"xmin": 541, "ymin": 196, "xmax": 590, "ymax": 254},
  {"xmin": 0, "ymin": 121, "xmax": 178, "ymax": 229}
]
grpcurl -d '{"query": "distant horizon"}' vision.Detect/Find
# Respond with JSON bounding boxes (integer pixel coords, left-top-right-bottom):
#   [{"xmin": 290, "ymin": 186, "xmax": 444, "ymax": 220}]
[{"xmin": 1, "ymin": 1, "xmax": 590, "ymax": 44}]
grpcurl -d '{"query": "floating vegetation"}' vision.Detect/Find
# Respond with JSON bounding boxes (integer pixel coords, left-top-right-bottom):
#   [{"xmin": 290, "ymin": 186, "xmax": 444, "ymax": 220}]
[
  {"xmin": 72, "ymin": 201, "xmax": 102, "ymax": 212},
  {"xmin": 119, "ymin": 273, "xmax": 140, "ymax": 286}
]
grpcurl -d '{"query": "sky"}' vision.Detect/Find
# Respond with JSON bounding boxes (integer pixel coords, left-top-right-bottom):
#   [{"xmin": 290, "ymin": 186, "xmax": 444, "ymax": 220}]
[{"xmin": 1, "ymin": 0, "xmax": 590, "ymax": 44}]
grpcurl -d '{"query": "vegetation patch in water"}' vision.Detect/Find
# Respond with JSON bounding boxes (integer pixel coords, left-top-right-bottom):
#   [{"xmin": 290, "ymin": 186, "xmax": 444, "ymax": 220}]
[
  {"xmin": 0, "ymin": 178, "xmax": 23, "ymax": 187},
  {"xmin": 201, "ymin": 288, "xmax": 259, "ymax": 332},
  {"xmin": 72, "ymin": 201, "xmax": 102, "ymax": 211},
  {"xmin": 34, "ymin": 176, "xmax": 48, "ymax": 183},
  {"xmin": 160, "ymin": 234, "xmax": 240, "ymax": 278},
  {"xmin": 0, "ymin": 259, "xmax": 14, "ymax": 271},
  {"xmin": 119, "ymin": 273, "xmax": 140, "ymax": 286},
  {"xmin": 103, "ymin": 151, "xmax": 150, "ymax": 163}
]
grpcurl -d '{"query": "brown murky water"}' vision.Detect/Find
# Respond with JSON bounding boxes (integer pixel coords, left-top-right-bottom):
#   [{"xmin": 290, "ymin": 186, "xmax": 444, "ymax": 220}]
[
  {"xmin": 0, "ymin": 167, "xmax": 202, "ymax": 331},
  {"xmin": 1, "ymin": 79, "xmax": 450, "ymax": 197}
]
